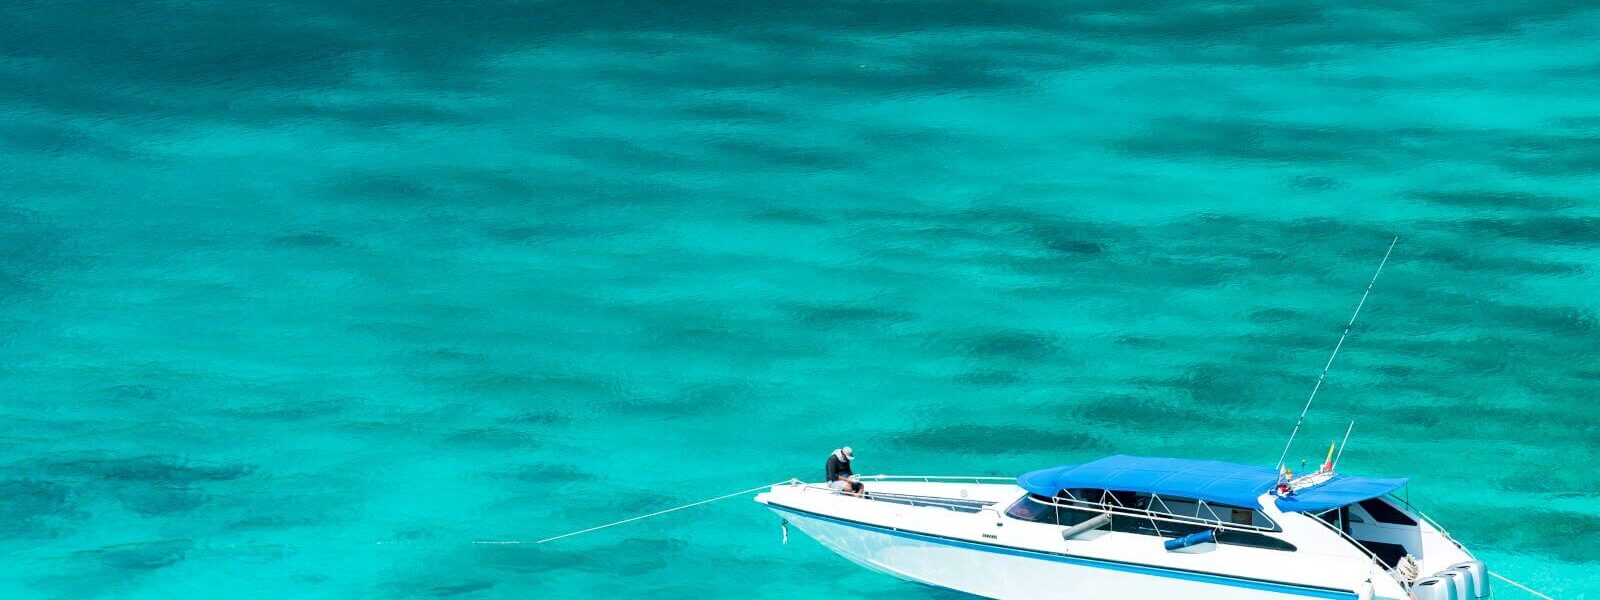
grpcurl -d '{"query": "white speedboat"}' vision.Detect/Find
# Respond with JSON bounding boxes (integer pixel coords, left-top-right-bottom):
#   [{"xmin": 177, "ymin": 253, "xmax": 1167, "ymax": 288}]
[{"xmin": 756, "ymin": 455, "xmax": 1490, "ymax": 600}]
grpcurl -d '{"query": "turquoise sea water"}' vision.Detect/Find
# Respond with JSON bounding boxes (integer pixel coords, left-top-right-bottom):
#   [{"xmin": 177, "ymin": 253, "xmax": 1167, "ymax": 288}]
[{"xmin": 2, "ymin": 1, "xmax": 1598, "ymax": 598}]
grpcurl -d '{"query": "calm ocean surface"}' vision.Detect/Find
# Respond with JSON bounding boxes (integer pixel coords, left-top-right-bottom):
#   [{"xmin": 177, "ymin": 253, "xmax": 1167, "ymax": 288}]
[{"xmin": 2, "ymin": 1, "xmax": 1597, "ymax": 598}]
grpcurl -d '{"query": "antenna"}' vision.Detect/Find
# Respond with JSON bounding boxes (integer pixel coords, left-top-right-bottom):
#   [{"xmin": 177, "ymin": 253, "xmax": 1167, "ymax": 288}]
[
  {"xmin": 1274, "ymin": 237, "xmax": 1398, "ymax": 475},
  {"xmin": 1333, "ymin": 420, "xmax": 1356, "ymax": 470}
]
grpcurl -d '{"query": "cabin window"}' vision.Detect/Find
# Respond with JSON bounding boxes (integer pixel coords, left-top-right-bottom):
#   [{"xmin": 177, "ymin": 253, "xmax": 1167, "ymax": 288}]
[
  {"xmin": 1058, "ymin": 488, "xmax": 1107, "ymax": 503},
  {"xmin": 1111, "ymin": 513, "xmax": 1207, "ymax": 537},
  {"xmin": 1005, "ymin": 495, "xmax": 1098, "ymax": 526},
  {"xmin": 1104, "ymin": 492, "xmax": 1275, "ymax": 530},
  {"xmin": 1215, "ymin": 530, "xmax": 1297, "ymax": 552},
  {"xmin": 1109, "ymin": 497, "xmax": 1211, "ymax": 538},
  {"xmin": 1006, "ymin": 495, "xmax": 1060, "ymax": 524},
  {"xmin": 1105, "ymin": 512, "xmax": 1294, "ymax": 551},
  {"xmin": 1108, "ymin": 490, "xmax": 1142, "ymax": 508},
  {"xmin": 1357, "ymin": 498, "xmax": 1417, "ymax": 526},
  {"xmin": 1024, "ymin": 490, "xmax": 1277, "ymax": 532},
  {"xmin": 1316, "ymin": 506, "xmax": 1353, "ymax": 534}
]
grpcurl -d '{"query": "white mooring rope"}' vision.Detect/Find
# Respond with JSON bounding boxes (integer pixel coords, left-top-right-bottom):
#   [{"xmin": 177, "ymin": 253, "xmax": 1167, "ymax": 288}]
[
  {"xmin": 1490, "ymin": 571, "xmax": 1557, "ymax": 600},
  {"xmin": 478, "ymin": 479, "xmax": 795, "ymax": 546}
]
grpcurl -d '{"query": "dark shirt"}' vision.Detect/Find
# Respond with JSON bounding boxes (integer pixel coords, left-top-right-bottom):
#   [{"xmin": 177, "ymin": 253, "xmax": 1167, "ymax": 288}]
[{"xmin": 825, "ymin": 453, "xmax": 853, "ymax": 482}]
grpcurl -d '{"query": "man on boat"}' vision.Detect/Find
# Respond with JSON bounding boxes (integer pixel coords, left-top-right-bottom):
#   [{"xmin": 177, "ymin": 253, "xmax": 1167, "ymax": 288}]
[{"xmin": 826, "ymin": 447, "xmax": 865, "ymax": 495}]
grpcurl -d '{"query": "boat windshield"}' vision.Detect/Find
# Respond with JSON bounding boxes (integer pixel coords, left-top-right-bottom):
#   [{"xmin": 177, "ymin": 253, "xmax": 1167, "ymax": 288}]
[{"xmin": 1004, "ymin": 494, "xmax": 1098, "ymax": 526}]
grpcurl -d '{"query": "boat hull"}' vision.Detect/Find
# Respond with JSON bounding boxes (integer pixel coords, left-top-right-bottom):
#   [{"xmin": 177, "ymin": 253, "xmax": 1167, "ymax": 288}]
[{"xmin": 771, "ymin": 504, "xmax": 1361, "ymax": 600}]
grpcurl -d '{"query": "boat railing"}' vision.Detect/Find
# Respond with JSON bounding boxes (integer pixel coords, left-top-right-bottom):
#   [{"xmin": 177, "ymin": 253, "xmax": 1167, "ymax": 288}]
[
  {"xmin": 1388, "ymin": 494, "xmax": 1462, "ymax": 549},
  {"xmin": 1307, "ymin": 511, "xmax": 1407, "ymax": 588},
  {"xmin": 861, "ymin": 475, "xmax": 1017, "ymax": 484},
  {"xmin": 1033, "ymin": 494, "xmax": 1284, "ymax": 534},
  {"xmin": 791, "ymin": 482, "xmax": 1000, "ymax": 513},
  {"xmin": 806, "ymin": 481, "xmax": 1289, "ymax": 535}
]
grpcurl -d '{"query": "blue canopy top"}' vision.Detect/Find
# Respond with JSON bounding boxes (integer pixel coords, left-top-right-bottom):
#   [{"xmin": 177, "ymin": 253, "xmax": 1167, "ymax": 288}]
[
  {"xmin": 1019, "ymin": 455, "xmax": 1280, "ymax": 508},
  {"xmin": 1017, "ymin": 455, "xmax": 1409, "ymax": 513},
  {"xmin": 1274, "ymin": 474, "xmax": 1410, "ymax": 513}
]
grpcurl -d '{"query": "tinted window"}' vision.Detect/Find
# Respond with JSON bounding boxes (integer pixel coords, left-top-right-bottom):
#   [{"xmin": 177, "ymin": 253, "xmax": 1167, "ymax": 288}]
[
  {"xmin": 1108, "ymin": 490, "xmax": 1142, "ymax": 508},
  {"xmin": 1145, "ymin": 495, "xmax": 1270, "ymax": 527},
  {"xmin": 1110, "ymin": 513, "xmax": 1209, "ymax": 538},
  {"xmin": 1006, "ymin": 495, "xmax": 1098, "ymax": 526},
  {"xmin": 1358, "ymin": 499, "xmax": 1417, "ymax": 526},
  {"xmin": 1316, "ymin": 506, "xmax": 1352, "ymax": 533},
  {"xmin": 1102, "ymin": 517, "xmax": 1295, "ymax": 551},
  {"xmin": 1007, "ymin": 495, "xmax": 1061, "ymax": 524},
  {"xmin": 1059, "ymin": 488, "xmax": 1107, "ymax": 503},
  {"xmin": 1216, "ymin": 530, "xmax": 1297, "ymax": 552}
]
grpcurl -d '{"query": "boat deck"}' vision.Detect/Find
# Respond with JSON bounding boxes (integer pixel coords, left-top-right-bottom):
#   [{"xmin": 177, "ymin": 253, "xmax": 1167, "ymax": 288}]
[{"xmin": 862, "ymin": 491, "xmax": 993, "ymax": 513}]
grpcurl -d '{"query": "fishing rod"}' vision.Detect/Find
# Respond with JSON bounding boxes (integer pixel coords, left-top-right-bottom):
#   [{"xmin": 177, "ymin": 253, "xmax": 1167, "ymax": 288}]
[{"xmin": 1274, "ymin": 237, "xmax": 1398, "ymax": 475}]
